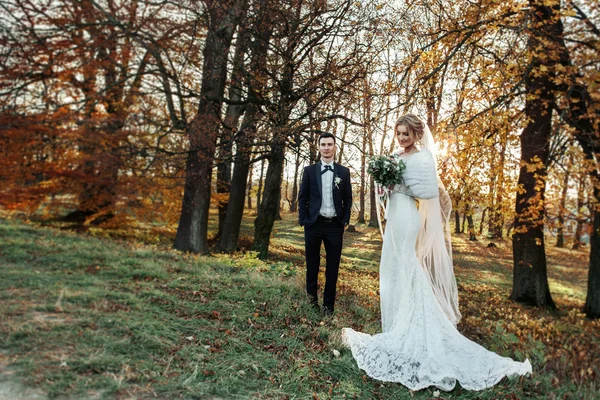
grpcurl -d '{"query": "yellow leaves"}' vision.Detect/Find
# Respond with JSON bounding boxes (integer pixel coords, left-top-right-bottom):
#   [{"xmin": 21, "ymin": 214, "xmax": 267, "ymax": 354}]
[
  {"xmin": 524, "ymin": 156, "xmax": 545, "ymax": 173},
  {"xmin": 540, "ymin": 0, "xmax": 560, "ymax": 7},
  {"xmin": 561, "ymin": 8, "xmax": 577, "ymax": 18},
  {"xmin": 212, "ymin": 192, "xmax": 229, "ymax": 204},
  {"xmin": 455, "ymin": 274, "xmax": 597, "ymax": 384}
]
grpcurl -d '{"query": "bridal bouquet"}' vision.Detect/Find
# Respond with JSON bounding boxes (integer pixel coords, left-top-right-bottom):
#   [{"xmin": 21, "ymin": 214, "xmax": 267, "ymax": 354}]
[{"xmin": 367, "ymin": 154, "xmax": 406, "ymax": 187}]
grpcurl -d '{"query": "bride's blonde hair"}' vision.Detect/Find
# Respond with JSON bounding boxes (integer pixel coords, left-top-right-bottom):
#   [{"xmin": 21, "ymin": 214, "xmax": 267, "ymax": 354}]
[{"xmin": 394, "ymin": 113, "xmax": 425, "ymax": 143}]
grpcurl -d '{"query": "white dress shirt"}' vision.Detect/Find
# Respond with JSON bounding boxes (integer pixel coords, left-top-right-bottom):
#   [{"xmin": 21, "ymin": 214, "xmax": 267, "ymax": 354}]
[{"xmin": 319, "ymin": 161, "xmax": 336, "ymax": 218}]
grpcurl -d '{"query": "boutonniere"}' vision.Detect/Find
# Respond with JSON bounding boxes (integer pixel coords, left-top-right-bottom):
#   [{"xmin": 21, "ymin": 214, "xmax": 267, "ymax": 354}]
[{"xmin": 334, "ymin": 176, "xmax": 342, "ymax": 189}]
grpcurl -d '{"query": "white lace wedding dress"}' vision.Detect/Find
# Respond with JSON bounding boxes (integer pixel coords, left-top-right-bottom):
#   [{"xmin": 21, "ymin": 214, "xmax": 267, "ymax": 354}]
[{"xmin": 342, "ymin": 149, "xmax": 531, "ymax": 391}]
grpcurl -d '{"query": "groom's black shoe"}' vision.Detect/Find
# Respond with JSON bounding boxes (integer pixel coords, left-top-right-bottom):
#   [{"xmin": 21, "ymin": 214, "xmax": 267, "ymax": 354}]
[
  {"xmin": 308, "ymin": 295, "xmax": 320, "ymax": 312},
  {"xmin": 322, "ymin": 305, "xmax": 334, "ymax": 316}
]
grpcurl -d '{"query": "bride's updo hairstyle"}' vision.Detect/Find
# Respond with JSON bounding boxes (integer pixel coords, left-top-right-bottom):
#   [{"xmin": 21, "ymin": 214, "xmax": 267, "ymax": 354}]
[{"xmin": 394, "ymin": 113, "xmax": 425, "ymax": 144}]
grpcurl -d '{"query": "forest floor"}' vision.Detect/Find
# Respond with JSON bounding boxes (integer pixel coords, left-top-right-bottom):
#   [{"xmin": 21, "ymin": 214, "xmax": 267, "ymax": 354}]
[{"xmin": 0, "ymin": 210, "xmax": 598, "ymax": 399}]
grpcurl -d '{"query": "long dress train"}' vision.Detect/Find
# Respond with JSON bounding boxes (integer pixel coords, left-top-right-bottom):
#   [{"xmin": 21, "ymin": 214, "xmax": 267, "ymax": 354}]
[{"xmin": 342, "ymin": 149, "xmax": 531, "ymax": 391}]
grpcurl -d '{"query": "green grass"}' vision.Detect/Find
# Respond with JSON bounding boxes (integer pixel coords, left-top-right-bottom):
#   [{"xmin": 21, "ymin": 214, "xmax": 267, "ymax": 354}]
[{"xmin": 0, "ymin": 214, "xmax": 598, "ymax": 399}]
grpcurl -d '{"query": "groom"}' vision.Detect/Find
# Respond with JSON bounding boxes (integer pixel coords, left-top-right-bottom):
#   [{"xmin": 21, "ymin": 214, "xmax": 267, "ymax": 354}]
[{"xmin": 298, "ymin": 132, "xmax": 352, "ymax": 315}]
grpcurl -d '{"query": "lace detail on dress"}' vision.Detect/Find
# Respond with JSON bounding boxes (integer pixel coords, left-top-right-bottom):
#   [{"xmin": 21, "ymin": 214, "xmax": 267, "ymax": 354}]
[{"xmin": 390, "ymin": 182, "xmax": 414, "ymax": 197}]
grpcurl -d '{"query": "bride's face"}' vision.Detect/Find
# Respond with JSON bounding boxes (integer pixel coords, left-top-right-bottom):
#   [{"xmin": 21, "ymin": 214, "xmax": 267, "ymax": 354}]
[{"xmin": 395, "ymin": 124, "xmax": 415, "ymax": 150}]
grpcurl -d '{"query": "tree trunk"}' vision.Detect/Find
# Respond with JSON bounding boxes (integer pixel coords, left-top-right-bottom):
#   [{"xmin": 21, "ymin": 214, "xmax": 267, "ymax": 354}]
[
  {"xmin": 252, "ymin": 137, "xmax": 286, "ymax": 259},
  {"xmin": 492, "ymin": 210, "xmax": 504, "ymax": 239},
  {"xmin": 257, "ymin": 157, "xmax": 265, "ymax": 209},
  {"xmin": 366, "ymin": 106, "xmax": 378, "ymax": 228},
  {"xmin": 251, "ymin": 36, "xmax": 295, "ymax": 259},
  {"xmin": 491, "ymin": 135, "xmax": 507, "ymax": 238},
  {"xmin": 368, "ymin": 177, "xmax": 379, "ymax": 228},
  {"xmin": 215, "ymin": 12, "xmax": 271, "ymax": 253},
  {"xmin": 585, "ymin": 186, "xmax": 600, "ymax": 318},
  {"xmin": 357, "ymin": 130, "xmax": 366, "ymax": 224},
  {"xmin": 337, "ymin": 113, "xmax": 348, "ymax": 164},
  {"xmin": 572, "ymin": 175, "xmax": 585, "ymax": 250},
  {"xmin": 552, "ymin": 5, "xmax": 600, "ymax": 318},
  {"xmin": 555, "ymin": 166, "xmax": 570, "ymax": 248},
  {"xmin": 487, "ymin": 172, "xmax": 498, "ymax": 237},
  {"xmin": 276, "ymin": 168, "xmax": 283, "ymax": 220},
  {"xmin": 214, "ymin": 121, "xmax": 255, "ymax": 253},
  {"xmin": 174, "ymin": 0, "xmax": 245, "ymax": 253},
  {"xmin": 466, "ymin": 205, "xmax": 476, "ymax": 241},
  {"xmin": 214, "ymin": 111, "xmax": 257, "ymax": 253},
  {"xmin": 174, "ymin": 140, "xmax": 211, "ymax": 253},
  {"xmin": 309, "ymin": 132, "xmax": 318, "ymax": 165},
  {"xmin": 510, "ymin": 0, "xmax": 558, "ymax": 308},
  {"xmin": 216, "ymin": 144, "xmax": 232, "ymax": 240},
  {"xmin": 455, "ymin": 210, "xmax": 461, "ymax": 234},
  {"xmin": 290, "ymin": 149, "xmax": 300, "ymax": 212},
  {"xmin": 566, "ymin": 97, "xmax": 600, "ymax": 316},
  {"xmin": 216, "ymin": 23, "xmax": 249, "ymax": 240},
  {"xmin": 247, "ymin": 161, "xmax": 254, "ymax": 210},
  {"xmin": 283, "ymin": 161, "xmax": 290, "ymax": 210},
  {"xmin": 479, "ymin": 208, "xmax": 487, "ymax": 236}
]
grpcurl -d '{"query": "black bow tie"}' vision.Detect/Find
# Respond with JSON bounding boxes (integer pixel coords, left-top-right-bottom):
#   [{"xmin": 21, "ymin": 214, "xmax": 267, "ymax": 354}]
[{"xmin": 321, "ymin": 165, "xmax": 333, "ymax": 175}]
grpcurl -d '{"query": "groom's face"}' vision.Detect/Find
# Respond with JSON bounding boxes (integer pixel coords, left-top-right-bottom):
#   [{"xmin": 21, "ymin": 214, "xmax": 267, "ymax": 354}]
[{"xmin": 319, "ymin": 137, "xmax": 336, "ymax": 160}]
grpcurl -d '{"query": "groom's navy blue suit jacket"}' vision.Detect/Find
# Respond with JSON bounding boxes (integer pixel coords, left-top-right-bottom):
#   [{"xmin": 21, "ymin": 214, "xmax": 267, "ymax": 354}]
[{"xmin": 298, "ymin": 162, "xmax": 352, "ymax": 228}]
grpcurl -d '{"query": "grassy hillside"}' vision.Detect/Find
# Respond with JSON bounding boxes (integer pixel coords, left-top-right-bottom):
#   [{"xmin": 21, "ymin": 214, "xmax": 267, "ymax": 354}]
[{"xmin": 0, "ymin": 213, "xmax": 598, "ymax": 399}]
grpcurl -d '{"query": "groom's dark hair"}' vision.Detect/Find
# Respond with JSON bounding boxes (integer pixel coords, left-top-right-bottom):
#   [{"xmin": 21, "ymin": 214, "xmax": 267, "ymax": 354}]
[{"xmin": 318, "ymin": 132, "xmax": 336, "ymax": 144}]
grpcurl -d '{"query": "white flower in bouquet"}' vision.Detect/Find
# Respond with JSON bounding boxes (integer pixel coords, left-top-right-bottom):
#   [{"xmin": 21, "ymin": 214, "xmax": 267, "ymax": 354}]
[{"xmin": 367, "ymin": 154, "xmax": 406, "ymax": 187}]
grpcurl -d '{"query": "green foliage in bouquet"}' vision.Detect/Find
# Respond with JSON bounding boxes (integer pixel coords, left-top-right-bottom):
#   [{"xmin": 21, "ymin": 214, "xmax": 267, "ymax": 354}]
[{"xmin": 367, "ymin": 154, "xmax": 406, "ymax": 187}]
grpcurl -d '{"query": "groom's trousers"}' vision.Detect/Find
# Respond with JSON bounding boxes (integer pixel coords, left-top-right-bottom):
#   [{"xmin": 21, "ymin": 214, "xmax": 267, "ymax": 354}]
[{"xmin": 304, "ymin": 215, "xmax": 345, "ymax": 312}]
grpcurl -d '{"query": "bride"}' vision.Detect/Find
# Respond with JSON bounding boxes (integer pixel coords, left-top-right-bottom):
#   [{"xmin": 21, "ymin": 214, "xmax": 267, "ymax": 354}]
[{"xmin": 342, "ymin": 113, "xmax": 531, "ymax": 391}]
